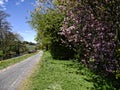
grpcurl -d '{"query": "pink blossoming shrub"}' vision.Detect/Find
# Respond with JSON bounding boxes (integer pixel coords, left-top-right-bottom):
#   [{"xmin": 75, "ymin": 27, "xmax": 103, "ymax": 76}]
[{"xmin": 57, "ymin": 0, "xmax": 120, "ymax": 76}]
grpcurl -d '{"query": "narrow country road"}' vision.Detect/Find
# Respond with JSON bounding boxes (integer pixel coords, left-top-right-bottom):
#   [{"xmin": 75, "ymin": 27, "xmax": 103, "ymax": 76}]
[{"xmin": 0, "ymin": 51, "xmax": 43, "ymax": 90}]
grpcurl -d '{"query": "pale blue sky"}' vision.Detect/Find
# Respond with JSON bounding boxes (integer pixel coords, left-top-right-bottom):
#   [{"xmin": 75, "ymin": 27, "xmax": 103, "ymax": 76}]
[{"xmin": 0, "ymin": 0, "xmax": 38, "ymax": 43}]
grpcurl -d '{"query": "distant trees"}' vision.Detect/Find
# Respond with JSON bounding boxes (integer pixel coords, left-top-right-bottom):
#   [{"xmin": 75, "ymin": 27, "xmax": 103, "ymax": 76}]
[
  {"xmin": 0, "ymin": 10, "xmax": 29, "ymax": 60},
  {"xmin": 0, "ymin": 10, "xmax": 12, "ymax": 59}
]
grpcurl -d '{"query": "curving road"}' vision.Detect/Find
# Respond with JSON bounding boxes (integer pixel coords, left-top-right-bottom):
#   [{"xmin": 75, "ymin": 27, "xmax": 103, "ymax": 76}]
[{"xmin": 0, "ymin": 51, "xmax": 43, "ymax": 90}]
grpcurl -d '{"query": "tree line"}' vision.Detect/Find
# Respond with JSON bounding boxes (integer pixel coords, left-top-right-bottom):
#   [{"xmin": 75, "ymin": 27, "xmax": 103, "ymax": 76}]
[
  {"xmin": 29, "ymin": 0, "xmax": 120, "ymax": 82},
  {"xmin": 0, "ymin": 11, "xmax": 37, "ymax": 60}
]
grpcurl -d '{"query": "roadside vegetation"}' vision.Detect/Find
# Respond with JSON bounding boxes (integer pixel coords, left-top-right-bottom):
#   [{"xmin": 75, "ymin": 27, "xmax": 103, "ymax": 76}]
[
  {"xmin": 0, "ymin": 0, "xmax": 120, "ymax": 89},
  {"xmin": 20, "ymin": 51, "xmax": 119, "ymax": 90},
  {"xmin": 0, "ymin": 52, "xmax": 37, "ymax": 70},
  {"xmin": 0, "ymin": 11, "xmax": 39, "ymax": 61},
  {"xmin": 27, "ymin": 0, "xmax": 120, "ymax": 89}
]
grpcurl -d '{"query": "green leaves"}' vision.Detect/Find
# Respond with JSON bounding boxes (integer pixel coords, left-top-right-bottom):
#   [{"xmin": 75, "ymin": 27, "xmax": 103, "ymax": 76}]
[{"xmin": 29, "ymin": 8, "xmax": 64, "ymax": 49}]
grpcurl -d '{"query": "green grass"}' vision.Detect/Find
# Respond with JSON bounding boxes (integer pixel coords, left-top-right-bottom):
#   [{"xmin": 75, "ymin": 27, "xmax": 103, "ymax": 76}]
[
  {"xmin": 0, "ymin": 52, "xmax": 36, "ymax": 70},
  {"xmin": 20, "ymin": 51, "xmax": 117, "ymax": 90}
]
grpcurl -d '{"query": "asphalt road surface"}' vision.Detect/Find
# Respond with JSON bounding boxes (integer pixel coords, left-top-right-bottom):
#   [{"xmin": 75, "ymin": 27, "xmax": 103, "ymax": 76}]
[{"xmin": 0, "ymin": 51, "xmax": 43, "ymax": 90}]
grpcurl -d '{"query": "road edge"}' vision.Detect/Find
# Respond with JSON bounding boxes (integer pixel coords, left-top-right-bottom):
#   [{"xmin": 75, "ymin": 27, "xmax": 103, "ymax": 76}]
[
  {"xmin": 18, "ymin": 51, "xmax": 43, "ymax": 90},
  {"xmin": 0, "ymin": 52, "xmax": 40, "ymax": 74}
]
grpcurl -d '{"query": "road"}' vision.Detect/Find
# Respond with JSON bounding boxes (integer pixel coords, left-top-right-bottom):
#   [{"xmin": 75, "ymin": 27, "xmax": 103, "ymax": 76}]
[{"xmin": 0, "ymin": 51, "xmax": 43, "ymax": 90}]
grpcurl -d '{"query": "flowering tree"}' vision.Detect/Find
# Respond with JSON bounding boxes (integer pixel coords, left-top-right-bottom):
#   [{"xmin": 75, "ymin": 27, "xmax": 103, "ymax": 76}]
[{"xmin": 56, "ymin": 0, "xmax": 120, "ymax": 75}]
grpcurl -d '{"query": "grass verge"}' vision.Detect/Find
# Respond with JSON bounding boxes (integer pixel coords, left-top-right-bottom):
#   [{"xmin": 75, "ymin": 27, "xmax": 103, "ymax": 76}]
[
  {"xmin": 0, "ymin": 52, "xmax": 37, "ymax": 70},
  {"xmin": 20, "ymin": 51, "xmax": 117, "ymax": 90}
]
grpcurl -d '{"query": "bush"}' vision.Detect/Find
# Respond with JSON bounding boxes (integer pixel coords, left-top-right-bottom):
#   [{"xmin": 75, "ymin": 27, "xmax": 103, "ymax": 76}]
[
  {"xmin": 0, "ymin": 50, "xmax": 3, "ymax": 57},
  {"xmin": 50, "ymin": 42, "xmax": 75, "ymax": 60}
]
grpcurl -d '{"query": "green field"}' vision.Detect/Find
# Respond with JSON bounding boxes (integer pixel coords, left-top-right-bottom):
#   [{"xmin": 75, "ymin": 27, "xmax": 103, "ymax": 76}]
[
  {"xmin": 0, "ymin": 52, "xmax": 36, "ymax": 70},
  {"xmin": 20, "ymin": 51, "xmax": 116, "ymax": 90}
]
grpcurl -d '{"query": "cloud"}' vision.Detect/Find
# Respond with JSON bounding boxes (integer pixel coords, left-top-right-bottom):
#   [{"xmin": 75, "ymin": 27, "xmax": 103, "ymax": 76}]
[
  {"xmin": 0, "ymin": 0, "xmax": 9, "ymax": 10},
  {"xmin": 15, "ymin": 0, "xmax": 25, "ymax": 6},
  {"xmin": 25, "ymin": 30, "xmax": 33, "ymax": 33},
  {"xmin": 0, "ymin": 0, "xmax": 4, "ymax": 6},
  {"xmin": 15, "ymin": 2, "xmax": 20, "ymax": 5},
  {"xmin": 30, "ymin": 0, "xmax": 40, "ymax": 7},
  {"xmin": 21, "ymin": 0, "xmax": 24, "ymax": 2},
  {"xmin": 5, "ymin": 0, "xmax": 8, "ymax": 2},
  {"xmin": 0, "ymin": 0, "xmax": 9, "ymax": 6},
  {"xmin": 2, "ymin": 5, "xmax": 6, "ymax": 10}
]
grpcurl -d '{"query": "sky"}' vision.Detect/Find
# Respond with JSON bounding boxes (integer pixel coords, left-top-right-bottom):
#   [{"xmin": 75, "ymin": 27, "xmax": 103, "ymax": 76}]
[{"xmin": 0, "ymin": 0, "xmax": 38, "ymax": 43}]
